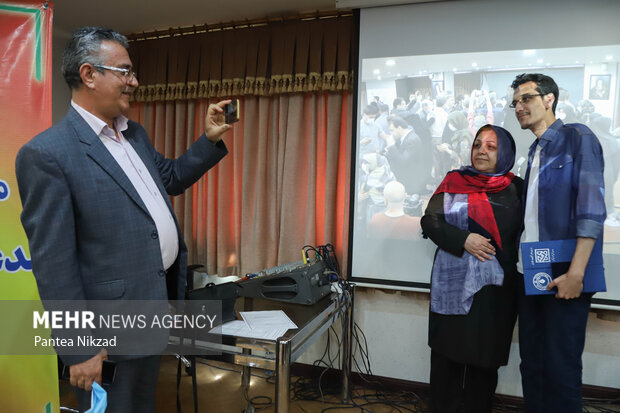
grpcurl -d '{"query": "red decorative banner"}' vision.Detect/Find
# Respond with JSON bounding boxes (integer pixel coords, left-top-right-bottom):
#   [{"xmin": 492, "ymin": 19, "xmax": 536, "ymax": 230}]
[{"xmin": 0, "ymin": 1, "xmax": 58, "ymax": 412}]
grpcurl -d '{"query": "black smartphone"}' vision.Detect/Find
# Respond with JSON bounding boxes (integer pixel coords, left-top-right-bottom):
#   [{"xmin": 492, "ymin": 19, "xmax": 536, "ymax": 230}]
[
  {"xmin": 60, "ymin": 359, "xmax": 117, "ymax": 386},
  {"xmin": 224, "ymin": 99, "xmax": 240, "ymax": 124},
  {"xmin": 101, "ymin": 359, "xmax": 117, "ymax": 385}
]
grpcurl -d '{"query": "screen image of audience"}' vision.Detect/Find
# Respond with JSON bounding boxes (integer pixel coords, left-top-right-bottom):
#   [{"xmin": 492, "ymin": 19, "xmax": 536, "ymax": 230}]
[
  {"xmin": 356, "ymin": 82, "xmax": 620, "ymax": 229},
  {"xmin": 367, "ymin": 181, "xmax": 422, "ymax": 240}
]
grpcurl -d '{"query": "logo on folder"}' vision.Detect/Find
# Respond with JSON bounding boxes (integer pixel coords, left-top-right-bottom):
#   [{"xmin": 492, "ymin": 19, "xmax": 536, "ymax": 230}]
[
  {"xmin": 521, "ymin": 239, "xmax": 606, "ymax": 296},
  {"xmin": 534, "ymin": 248, "xmax": 551, "ymax": 263},
  {"xmin": 532, "ymin": 272, "xmax": 552, "ymax": 291}
]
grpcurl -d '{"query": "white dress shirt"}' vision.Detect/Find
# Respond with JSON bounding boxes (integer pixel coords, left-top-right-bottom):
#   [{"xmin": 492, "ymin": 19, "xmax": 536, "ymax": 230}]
[
  {"xmin": 517, "ymin": 143, "xmax": 542, "ymax": 273},
  {"xmin": 72, "ymin": 101, "xmax": 179, "ymax": 270}
]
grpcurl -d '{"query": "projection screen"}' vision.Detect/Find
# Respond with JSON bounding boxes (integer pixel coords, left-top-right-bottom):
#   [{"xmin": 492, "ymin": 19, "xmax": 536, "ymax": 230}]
[{"xmin": 349, "ymin": 0, "xmax": 620, "ymax": 306}]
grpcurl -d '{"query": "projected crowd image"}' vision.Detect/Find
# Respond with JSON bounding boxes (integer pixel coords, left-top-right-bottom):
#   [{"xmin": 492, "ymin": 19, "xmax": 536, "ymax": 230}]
[{"xmin": 351, "ymin": 45, "xmax": 620, "ymax": 296}]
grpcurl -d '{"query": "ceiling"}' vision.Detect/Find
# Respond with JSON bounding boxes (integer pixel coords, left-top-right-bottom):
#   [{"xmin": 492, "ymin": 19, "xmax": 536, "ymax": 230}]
[
  {"xmin": 53, "ymin": 0, "xmax": 337, "ymax": 35},
  {"xmin": 51, "ymin": 0, "xmax": 447, "ymax": 36}
]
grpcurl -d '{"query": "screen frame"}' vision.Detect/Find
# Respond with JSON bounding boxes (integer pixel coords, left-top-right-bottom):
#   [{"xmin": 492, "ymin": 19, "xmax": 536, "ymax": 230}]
[{"xmin": 346, "ymin": 1, "xmax": 620, "ymax": 308}]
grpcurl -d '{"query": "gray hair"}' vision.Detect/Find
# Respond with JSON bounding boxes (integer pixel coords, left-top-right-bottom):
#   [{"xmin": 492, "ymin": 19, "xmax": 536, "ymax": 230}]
[{"xmin": 62, "ymin": 27, "xmax": 129, "ymax": 89}]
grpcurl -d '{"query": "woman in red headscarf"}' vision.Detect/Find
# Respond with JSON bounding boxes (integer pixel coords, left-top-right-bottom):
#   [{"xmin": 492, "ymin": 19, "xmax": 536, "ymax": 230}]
[{"xmin": 421, "ymin": 125, "xmax": 523, "ymax": 413}]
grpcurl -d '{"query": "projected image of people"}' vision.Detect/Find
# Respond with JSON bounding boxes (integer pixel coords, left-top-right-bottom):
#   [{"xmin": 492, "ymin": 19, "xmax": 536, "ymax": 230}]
[
  {"xmin": 357, "ymin": 153, "xmax": 395, "ymax": 223},
  {"xmin": 386, "ymin": 115, "xmax": 432, "ymax": 196},
  {"xmin": 367, "ymin": 181, "xmax": 422, "ymax": 240},
  {"xmin": 359, "ymin": 104, "xmax": 385, "ymax": 155},
  {"xmin": 352, "ymin": 45, "xmax": 620, "ymax": 290},
  {"xmin": 421, "ymin": 125, "xmax": 522, "ymax": 413},
  {"xmin": 353, "ymin": 104, "xmax": 434, "ymax": 277}
]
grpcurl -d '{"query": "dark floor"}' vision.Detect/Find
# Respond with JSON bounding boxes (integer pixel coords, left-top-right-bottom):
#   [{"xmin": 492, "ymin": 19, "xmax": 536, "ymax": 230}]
[
  {"xmin": 60, "ymin": 356, "xmax": 620, "ymax": 412},
  {"xmin": 60, "ymin": 356, "xmax": 428, "ymax": 412}
]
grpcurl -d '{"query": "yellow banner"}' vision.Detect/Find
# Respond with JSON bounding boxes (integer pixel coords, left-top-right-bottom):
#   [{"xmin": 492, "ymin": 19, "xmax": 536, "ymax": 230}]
[{"xmin": 0, "ymin": 1, "xmax": 58, "ymax": 412}]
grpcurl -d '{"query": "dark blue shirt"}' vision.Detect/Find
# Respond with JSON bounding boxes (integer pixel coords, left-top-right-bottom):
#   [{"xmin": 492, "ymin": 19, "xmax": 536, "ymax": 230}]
[{"xmin": 523, "ymin": 119, "xmax": 606, "ymax": 241}]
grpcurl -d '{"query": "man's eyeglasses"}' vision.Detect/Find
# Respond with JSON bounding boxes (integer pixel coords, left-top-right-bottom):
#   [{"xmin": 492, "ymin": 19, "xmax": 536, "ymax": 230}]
[
  {"xmin": 509, "ymin": 93, "xmax": 544, "ymax": 109},
  {"xmin": 94, "ymin": 64, "xmax": 136, "ymax": 82}
]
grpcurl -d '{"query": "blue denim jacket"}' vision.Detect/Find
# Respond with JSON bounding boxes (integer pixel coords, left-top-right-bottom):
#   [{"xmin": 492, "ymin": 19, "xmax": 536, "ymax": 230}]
[{"xmin": 523, "ymin": 119, "xmax": 606, "ymax": 241}]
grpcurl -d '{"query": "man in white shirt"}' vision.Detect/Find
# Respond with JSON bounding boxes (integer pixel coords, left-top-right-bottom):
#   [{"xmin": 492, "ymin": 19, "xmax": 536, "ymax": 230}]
[
  {"xmin": 16, "ymin": 27, "xmax": 231, "ymax": 412},
  {"xmin": 430, "ymin": 95, "xmax": 449, "ymax": 144},
  {"xmin": 511, "ymin": 73, "xmax": 605, "ymax": 413}
]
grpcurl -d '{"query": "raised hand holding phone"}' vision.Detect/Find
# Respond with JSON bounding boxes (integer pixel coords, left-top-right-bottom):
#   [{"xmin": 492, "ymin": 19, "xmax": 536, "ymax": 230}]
[{"xmin": 204, "ymin": 100, "xmax": 233, "ymax": 142}]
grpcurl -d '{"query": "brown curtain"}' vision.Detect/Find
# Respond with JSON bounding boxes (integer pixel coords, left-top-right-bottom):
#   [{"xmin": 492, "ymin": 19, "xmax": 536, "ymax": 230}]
[
  {"xmin": 128, "ymin": 92, "xmax": 352, "ymax": 277},
  {"xmin": 129, "ymin": 16, "xmax": 354, "ymax": 102}
]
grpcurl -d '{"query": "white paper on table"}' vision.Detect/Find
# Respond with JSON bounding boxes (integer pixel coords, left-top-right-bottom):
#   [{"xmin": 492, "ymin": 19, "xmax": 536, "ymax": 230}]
[
  {"xmin": 239, "ymin": 310, "xmax": 298, "ymax": 331},
  {"xmin": 209, "ymin": 320, "xmax": 290, "ymax": 340}
]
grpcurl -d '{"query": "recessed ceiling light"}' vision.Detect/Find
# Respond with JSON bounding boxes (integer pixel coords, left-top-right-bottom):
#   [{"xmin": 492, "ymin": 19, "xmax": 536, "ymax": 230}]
[
  {"xmin": 373, "ymin": 69, "xmax": 380, "ymax": 75},
  {"xmin": 377, "ymin": 76, "xmax": 382, "ymax": 80},
  {"xmin": 472, "ymin": 62, "xmax": 477, "ymax": 67},
  {"xmin": 523, "ymin": 49, "xmax": 535, "ymax": 56},
  {"xmin": 386, "ymin": 59, "xmax": 395, "ymax": 66},
  {"xmin": 605, "ymin": 55, "xmax": 613, "ymax": 60}
]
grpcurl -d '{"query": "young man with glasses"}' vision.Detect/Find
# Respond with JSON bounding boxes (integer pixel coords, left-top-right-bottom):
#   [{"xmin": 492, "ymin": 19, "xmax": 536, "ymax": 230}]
[
  {"xmin": 16, "ymin": 27, "xmax": 232, "ymax": 412},
  {"xmin": 511, "ymin": 73, "xmax": 606, "ymax": 413}
]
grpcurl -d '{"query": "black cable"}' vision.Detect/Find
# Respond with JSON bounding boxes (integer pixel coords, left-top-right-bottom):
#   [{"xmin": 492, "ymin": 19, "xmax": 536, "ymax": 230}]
[
  {"xmin": 300, "ymin": 246, "xmax": 434, "ymax": 412},
  {"xmin": 302, "ymin": 245, "xmax": 320, "ymax": 263},
  {"xmin": 288, "ymin": 291, "xmax": 432, "ymax": 413},
  {"xmin": 248, "ymin": 395, "xmax": 272, "ymax": 409},
  {"xmin": 352, "ymin": 323, "xmax": 373, "ymax": 376},
  {"xmin": 292, "ymin": 328, "xmax": 343, "ymax": 403},
  {"xmin": 242, "ymin": 385, "xmax": 273, "ymax": 412},
  {"xmin": 329, "ymin": 325, "xmax": 342, "ymax": 366}
]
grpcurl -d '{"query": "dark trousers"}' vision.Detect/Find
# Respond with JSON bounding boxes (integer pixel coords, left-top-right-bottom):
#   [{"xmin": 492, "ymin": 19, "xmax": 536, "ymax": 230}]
[
  {"xmin": 518, "ymin": 286, "xmax": 592, "ymax": 413},
  {"xmin": 74, "ymin": 355, "xmax": 161, "ymax": 413},
  {"xmin": 430, "ymin": 350, "xmax": 498, "ymax": 413}
]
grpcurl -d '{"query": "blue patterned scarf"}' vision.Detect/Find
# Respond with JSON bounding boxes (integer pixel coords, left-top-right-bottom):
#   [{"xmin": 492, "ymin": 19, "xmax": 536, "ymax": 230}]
[{"xmin": 430, "ymin": 193, "xmax": 505, "ymax": 314}]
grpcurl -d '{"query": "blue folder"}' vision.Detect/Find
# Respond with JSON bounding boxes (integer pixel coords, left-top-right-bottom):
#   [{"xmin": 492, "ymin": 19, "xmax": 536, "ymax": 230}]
[{"xmin": 520, "ymin": 239, "xmax": 606, "ymax": 295}]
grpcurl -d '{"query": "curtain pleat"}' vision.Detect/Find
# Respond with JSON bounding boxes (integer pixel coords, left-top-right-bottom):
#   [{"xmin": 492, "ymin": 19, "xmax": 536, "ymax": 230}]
[
  {"xmin": 130, "ymin": 92, "xmax": 351, "ymax": 276},
  {"xmin": 129, "ymin": 16, "xmax": 354, "ymax": 101},
  {"xmin": 126, "ymin": 17, "xmax": 353, "ymax": 277}
]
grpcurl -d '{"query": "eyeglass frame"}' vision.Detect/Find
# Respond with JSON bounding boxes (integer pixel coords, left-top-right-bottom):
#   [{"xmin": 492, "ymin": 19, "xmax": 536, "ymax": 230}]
[
  {"xmin": 93, "ymin": 64, "xmax": 136, "ymax": 82},
  {"xmin": 508, "ymin": 93, "xmax": 545, "ymax": 109}
]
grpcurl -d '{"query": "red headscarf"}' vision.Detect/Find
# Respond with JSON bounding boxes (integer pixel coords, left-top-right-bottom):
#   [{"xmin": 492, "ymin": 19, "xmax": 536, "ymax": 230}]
[{"xmin": 433, "ymin": 125, "xmax": 515, "ymax": 249}]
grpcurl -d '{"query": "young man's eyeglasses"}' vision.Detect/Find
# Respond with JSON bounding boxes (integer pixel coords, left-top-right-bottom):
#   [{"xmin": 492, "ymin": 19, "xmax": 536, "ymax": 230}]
[
  {"xmin": 94, "ymin": 64, "xmax": 136, "ymax": 82},
  {"xmin": 509, "ymin": 94, "xmax": 544, "ymax": 109}
]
